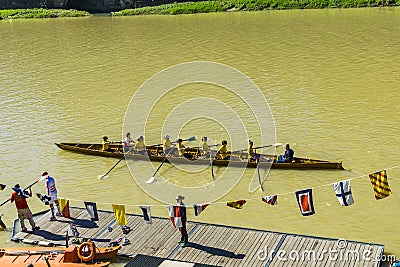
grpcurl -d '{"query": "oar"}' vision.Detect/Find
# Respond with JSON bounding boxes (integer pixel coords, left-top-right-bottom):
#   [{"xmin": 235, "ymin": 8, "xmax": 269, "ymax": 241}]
[
  {"xmin": 5, "ymin": 249, "xmax": 66, "ymax": 255},
  {"xmin": 210, "ymin": 152, "xmax": 215, "ymax": 181},
  {"xmin": 232, "ymin": 143, "xmax": 282, "ymax": 153},
  {"xmin": 146, "ymin": 136, "xmax": 196, "ymax": 184},
  {"xmin": 146, "ymin": 150, "xmax": 173, "ymax": 184},
  {"xmin": 98, "ymin": 154, "xmax": 127, "ymax": 180},
  {"xmin": 0, "ymin": 177, "xmax": 45, "ymax": 207},
  {"xmin": 255, "ymin": 149, "xmax": 263, "ymax": 192},
  {"xmin": 191, "ymin": 144, "xmax": 219, "ymax": 149},
  {"xmin": 153, "ymin": 136, "xmax": 196, "ymax": 147}
]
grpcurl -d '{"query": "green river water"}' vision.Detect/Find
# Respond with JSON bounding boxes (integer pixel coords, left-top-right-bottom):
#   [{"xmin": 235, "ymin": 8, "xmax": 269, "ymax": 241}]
[{"xmin": 0, "ymin": 8, "xmax": 399, "ymax": 266}]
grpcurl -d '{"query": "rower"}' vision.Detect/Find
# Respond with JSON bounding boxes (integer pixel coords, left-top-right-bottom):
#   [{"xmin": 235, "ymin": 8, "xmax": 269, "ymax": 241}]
[
  {"xmin": 200, "ymin": 137, "xmax": 210, "ymax": 156},
  {"xmin": 216, "ymin": 140, "xmax": 231, "ymax": 160},
  {"xmin": 134, "ymin": 136, "xmax": 147, "ymax": 155},
  {"xmin": 277, "ymin": 144, "xmax": 294, "ymax": 163},
  {"xmin": 248, "ymin": 140, "xmax": 261, "ymax": 161},
  {"xmin": 163, "ymin": 135, "xmax": 175, "ymax": 155},
  {"xmin": 123, "ymin": 132, "xmax": 134, "ymax": 153},
  {"xmin": 248, "ymin": 140, "xmax": 256, "ymax": 161},
  {"xmin": 177, "ymin": 139, "xmax": 193, "ymax": 159},
  {"xmin": 102, "ymin": 136, "xmax": 114, "ymax": 152}
]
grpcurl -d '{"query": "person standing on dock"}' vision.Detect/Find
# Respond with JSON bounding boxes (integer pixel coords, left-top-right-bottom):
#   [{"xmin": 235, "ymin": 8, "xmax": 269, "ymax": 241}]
[
  {"xmin": 42, "ymin": 172, "xmax": 62, "ymax": 221},
  {"xmin": 10, "ymin": 184, "xmax": 40, "ymax": 232},
  {"xmin": 176, "ymin": 195, "xmax": 188, "ymax": 247}
]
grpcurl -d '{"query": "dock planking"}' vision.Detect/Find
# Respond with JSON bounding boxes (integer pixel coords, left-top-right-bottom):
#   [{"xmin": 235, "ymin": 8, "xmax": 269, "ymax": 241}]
[{"xmin": 11, "ymin": 207, "xmax": 384, "ymax": 267}]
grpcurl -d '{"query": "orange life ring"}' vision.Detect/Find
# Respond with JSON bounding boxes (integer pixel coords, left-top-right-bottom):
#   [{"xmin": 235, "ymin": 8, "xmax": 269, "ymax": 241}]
[{"xmin": 77, "ymin": 241, "xmax": 96, "ymax": 262}]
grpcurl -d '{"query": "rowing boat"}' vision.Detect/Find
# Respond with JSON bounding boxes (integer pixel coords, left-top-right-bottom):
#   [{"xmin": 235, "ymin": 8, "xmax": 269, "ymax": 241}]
[
  {"xmin": 55, "ymin": 143, "xmax": 344, "ymax": 170},
  {"xmin": 0, "ymin": 242, "xmax": 116, "ymax": 266}
]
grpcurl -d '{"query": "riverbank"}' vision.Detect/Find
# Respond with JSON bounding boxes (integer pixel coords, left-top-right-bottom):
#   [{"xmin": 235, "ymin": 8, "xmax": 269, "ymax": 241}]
[
  {"xmin": 112, "ymin": 0, "xmax": 400, "ymax": 15},
  {"xmin": 0, "ymin": 8, "xmax": 90, "ymax": 19}
]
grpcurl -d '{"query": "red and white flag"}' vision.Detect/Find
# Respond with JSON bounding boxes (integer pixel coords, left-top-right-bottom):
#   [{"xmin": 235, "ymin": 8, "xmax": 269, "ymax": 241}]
[
  {"xmin": 193, "ymin": 203, "xmax": 208, "ymax": 216},
  {"xmin": 262, "ymin": 195, "xmax": 278, "ymax": 205},
  {"xmin": 295, "ymin": 189, "xmax": 315, "ymax": 216},
  {"xmin": 167, "ymin": 205, "xmax": 182, "ymax": 228}
]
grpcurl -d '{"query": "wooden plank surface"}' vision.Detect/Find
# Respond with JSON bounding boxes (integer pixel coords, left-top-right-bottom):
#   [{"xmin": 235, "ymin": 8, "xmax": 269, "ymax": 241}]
[{"xmin": 11, "ymin": 207, "xmax": 385, "ymax": 267}]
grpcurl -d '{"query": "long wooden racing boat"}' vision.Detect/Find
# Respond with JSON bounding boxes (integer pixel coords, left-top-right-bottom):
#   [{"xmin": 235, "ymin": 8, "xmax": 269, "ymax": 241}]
[
  {"xmin": 0, "ymin": 242, "xmax": 117, "ymax": 266},
  {"xmin": 55, "ymin": 143, "xmax": 344, "ymax": 170}
]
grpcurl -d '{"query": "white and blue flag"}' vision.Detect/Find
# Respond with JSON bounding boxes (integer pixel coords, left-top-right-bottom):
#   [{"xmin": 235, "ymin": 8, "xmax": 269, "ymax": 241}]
[{"xmin": 332, "ymin": 180, "xmax": 354, "ymax": 206}]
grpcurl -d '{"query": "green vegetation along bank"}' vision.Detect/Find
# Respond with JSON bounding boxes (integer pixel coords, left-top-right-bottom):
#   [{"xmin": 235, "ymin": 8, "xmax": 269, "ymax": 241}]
[
  {"xmin": 112, "ymin": 0, "xmax": 400, "ymax": 15},
  {"xmin": 0, "ymin": 9, "xmax": 90, "ymax": 19}
]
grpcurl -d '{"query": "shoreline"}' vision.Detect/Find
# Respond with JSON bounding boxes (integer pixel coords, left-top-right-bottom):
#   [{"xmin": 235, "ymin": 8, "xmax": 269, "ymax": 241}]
[
  {"xmin": 112, "ymin": 0, "xmax": 400, "ymax": 16},
  {"xmin": 1, "ymin": 2, "xmax": 399, "ymax": 19},
  {"xmin": 0, "ymin": 8, "xmax": 90, "ymax": 19}
]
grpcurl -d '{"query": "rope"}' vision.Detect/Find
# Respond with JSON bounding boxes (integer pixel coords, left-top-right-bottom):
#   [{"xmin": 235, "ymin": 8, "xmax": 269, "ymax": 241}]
[{"xmin": 59, "ymin": 164, "xmax": 400, "ymax": 208}]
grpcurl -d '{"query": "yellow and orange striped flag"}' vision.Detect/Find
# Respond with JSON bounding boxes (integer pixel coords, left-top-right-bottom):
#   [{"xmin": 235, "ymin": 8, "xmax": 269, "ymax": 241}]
[{"xmin": 369, "ymin": 170, "xmax": 392, "ymax": 200}]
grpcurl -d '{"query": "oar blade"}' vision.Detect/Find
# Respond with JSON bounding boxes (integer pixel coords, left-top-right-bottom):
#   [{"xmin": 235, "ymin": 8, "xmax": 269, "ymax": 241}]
[
  {"xmin": 98, "ymin": 174, "xmax": 108, "ymax": 180},
  {"xmin": 186, "ymin": 136, "xmax": 196, "ymax": 142},
  {"xmin": 146, "ymin": 176, "xmax": 155, "ymax": 184}
]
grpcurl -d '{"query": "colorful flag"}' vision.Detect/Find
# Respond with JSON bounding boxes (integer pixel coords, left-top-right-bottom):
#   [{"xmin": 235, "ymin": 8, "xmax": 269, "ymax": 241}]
[
  {"xmin": 295, "ymin": 189, "xmax": 315, "ymax": 216},
  {"xmin": 227, "ymin": 200, "xmax": 246, "ymax": 209},
  {"xmin": 58, "ymin": 198, "xmax": 70, "ymax": 218},
  {"xmin": 167, "ymin": 205, "xmax": 182, "ymax": 228},
  {"xmin": 36, "ymin": 193, "xmax": 51, "ymax": 205},
  {"xmin": 369, "ymin": 170, "xmax": 392, "ymax": 200},
  {"xmin": 0, "ymin": 184, "xmax": 5, "ymax": 191},
  {"xmin": 84, "ymin": 202, "xmax": 99, "ymax": 221},
  {"xmin": 112, "ymin": 204, "xmax": 127, "ymax": 226},
  {"xmin": 193, "ymin": 203, "xmax": 208, "ymax": 216},
  {"xmin": 332, "ymin": 180, "xmax": 354, "ymax": 206},
  {"xmin": 139, "ymin": 206, "xmax": 152, "ymax": 224},
  {"xmin": 262, "ymin": 195, "xmax": 278, "ymax": 205}
]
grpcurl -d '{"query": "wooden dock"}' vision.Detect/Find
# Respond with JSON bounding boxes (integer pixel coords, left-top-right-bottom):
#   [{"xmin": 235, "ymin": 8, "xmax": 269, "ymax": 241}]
[{"xmin": 11, "ymin": 207, "xmax": 384, "ymax": 267}]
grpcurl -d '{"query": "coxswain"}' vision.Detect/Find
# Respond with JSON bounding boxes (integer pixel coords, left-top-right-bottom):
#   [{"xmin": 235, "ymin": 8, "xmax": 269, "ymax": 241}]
[
  {"xmin": 216, "ymin": 140, "xmax": 231, "ymax": 160},
  {"xmin": 277, "ymin": 144, "xmax": 294, "ymax": 163}
]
